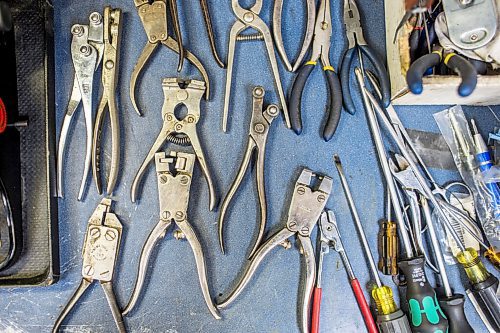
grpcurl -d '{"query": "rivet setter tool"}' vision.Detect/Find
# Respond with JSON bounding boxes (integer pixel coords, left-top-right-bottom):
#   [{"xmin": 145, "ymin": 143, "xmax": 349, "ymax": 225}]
[
  {"xmin": 52, "ymin": 198, "xmax": 126, "ymax": 333},
  {"xmin": 218, "ymin": 169, "xmax": 332, "ymax": 333},
  {"xmin": 289, "ymin": 0, "xmax": 343, "ymax": 141},
  {"xmin": 123, "ymin": 151, "xmax": 220, "ymax": 319},
  {"xmin": 273, "ymin": 0, "xmax": 316, "ymax": 72},
  {"xmin": 130, "ymin": 0, "xmax": 210, "ymax": 116},
  {"xmin": 218, "ymin": 86, "xmax": 279, "ymax": 257},
  {"xmin": 223, "ymin": 0, "xmax": 290, "ymax": 132},
  {"xmin": 56, "ymin": 11, "xmax": 103, "ymax": 200},
  {"xmin": 130, "ymin": 78, "xmax": 216, "ymax": 211},
  {"xmin": 92, "ymin": 6, "xmax": 123, "ymax": 197}
]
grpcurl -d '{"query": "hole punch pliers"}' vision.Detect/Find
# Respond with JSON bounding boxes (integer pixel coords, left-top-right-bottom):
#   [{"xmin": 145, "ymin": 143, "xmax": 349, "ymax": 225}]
[
  {"xmin": 218, "ymin": 87, "xmax": 279, "ymax": 257},
  {"xmin": 130, "ymin": 0, "xmax": 210, "ymax": 116},
  {"xmin": 56, "ymin": 12, "xmax": 103, "ymax": 200},
  {"xmin": 218, "ymin": 169, "xmax": 332, "ymax": 333},
  {"xmin": 273, "ymin": 0, "xmax": 316, "ymax": 72},
  {"xmin": 223, "ymin": 0, "xmax": 291, "ymax": 132},
  {"xmin": 130, "ymin": 78, "xmax": 216, "ymax": 211},
  {"xmin": 289, "ymin": 0, "xmax": 343, "ymax": 142},
  {"xmin": 52, "ymin": 198, "xmax": 126, "ymax": 333},
  {"xmin": 123, "ymin": 151, "xmax": 220, "ymax": 319},
  {"xmin": 341, "ymin": 0, "xmax": 391, "ymax": 115},
  {"xmin": 92, "ymin": 7, "xmax": 123, "ymax": 197}
]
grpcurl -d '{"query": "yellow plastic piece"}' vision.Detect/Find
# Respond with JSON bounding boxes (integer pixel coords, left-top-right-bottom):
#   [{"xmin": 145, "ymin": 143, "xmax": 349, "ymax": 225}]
[
  {"xmin": 323, "ymin": 65, "xmax": 335, "ymax": 72},
  {"xmin": 306, "ymin": 61, "xmax": 317, "ymax": 66},
  {"xmin": 372, "ymin": 285, "xmax": 398, "ymax": 315},
  {"xmin": 443, "ymin": 53, "xmax": 456, "ymax": 65},
  {"xmin": 456, "ymin": 248, "xmax": 490, "ymax": 284}
]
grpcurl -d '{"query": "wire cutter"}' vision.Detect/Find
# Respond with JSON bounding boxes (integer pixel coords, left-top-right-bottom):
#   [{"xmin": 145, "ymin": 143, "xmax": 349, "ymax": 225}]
[
  {"xmin": 289, "ymin": 0, "xmax": 343, "ymax": 142},
  {"xmin": 218, "ymin": 169, "xmax": 332, "ymax": 333},
  {"xmin": 123, "ymin": 151, "xmax": 220, "ymax": 319},
  {"xmin": 92, "ymin": 6, "xmax": 122, "ymax": 197},
  {"xmin": 130, "ymin": 78, "xmax": 216, "ymax": 211},
  {"xmin": 273, "ymin": 0, "xmax": 316, "ymax": 72},
  {"xmin": 130, "ymin": 0, "xmax": 210, "ymax": 116},
  {"xmin": 218, "ymin": 87, "xmax": 279, "ymax": 257},
  {"xmin": 57, "ymin": 12, "xmax": 103, "ymax": 200},
  {"xmin": 311, "ymin": 210, "xmax": 377, "ymax": 333},
  {"xmin": 52, "ymin": 198, "xmax": 125, "ymax": 333},
  {"xmin": 341, "ymin": 0, "xmax": 391, "ymax": 115},
  {"xmin": 223, "ymin": 0, "xmax": 290, "ymax": 132}
]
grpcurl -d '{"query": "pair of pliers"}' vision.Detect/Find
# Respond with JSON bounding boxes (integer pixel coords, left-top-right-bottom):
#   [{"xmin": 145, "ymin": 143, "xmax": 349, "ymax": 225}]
[
  {"xmin": 130, "ymin": 0, "xmax": 210, "ymax": 116},
  {"xmin": 218, "ymin": 169, "xmax": 332, "ymax": 333},
  {"xmin": 123, "ymin": 151, "xmax": 220, "ymax": 319},
  {"xmin": 218, "ymin": 87, "xmax": 279, "ymax": 257},
  {"xmin": 52, "ymin": 198, "xmax": 126, "ymax": 333},
  {"xmin": 223, "ymin": 0, "xmax": 290, "ymax": 132},
  {"xmin": 273, "ymin": 0, "xmax": 316, "ymax": 72},
  {"xmin": 130, "ymin": 78, "xmax": 216, "ymax": 211},
  {"xmin": 289, "ymin": 0, "xmax": 343, "ymax": 142},
  {"xmin": 341, "ymin": 0, "xmax": 391, "ymax": 115}
]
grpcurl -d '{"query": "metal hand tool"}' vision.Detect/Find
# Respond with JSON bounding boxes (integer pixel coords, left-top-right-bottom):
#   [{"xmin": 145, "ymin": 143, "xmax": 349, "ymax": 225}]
[
  {"xmin": 124, "ymin": 151, "xmax": 220, "ymax": 319},
  {"xmin": 218, "ymin": 87, "xmax": 279, "ymax": 256},
  {"xmin": 0, "ymin": 176, "xmax": 15, "ymax": 270},
  {"xmin": 52, "ymin": 198, "xmax": 125, "ymax": 333},
  {"xmin": 200, "ymin": 0, "xmax": 224, "ymax": 68},
  {"xmin": 130, "ymin": 0, "xmax": 210, "ymax": 116},
  {"xmin": 223, "ymin": 0, "xmax": 290, "ymax": 132},
  {"xmin": 406, "ymin": 46, "xmax": 478, "ymax": 97},
  {"xmin": 311, "ymin": 210, "xmax": 378, "ymax": 333},
  {"xmin": 57, "ymin": 12, "xmax": 103, "ymax": 200},
  {"xmin": 289, "ymin": 0, "xmax": 343, "ymax": 142},
  {"xmin": 92, "ymin": 6, "xmax": 122, "ymax": 197},
  {"xmin": 130, "ymin": 78, "xmax": 216, "ymax": 211},
  {"xmin": 273, "ymin": 0, "xmax": 316, "ymax": 72},
  {"xmin": 334, "ymin": 155, "xmax": 412, "ymax": 333},
  {"xmin": 341, "ymin": 0, "xmax": 391, "ymax": 115},
  {"xmin": 218, "ymin": 169, "xmax": 332, "ymax": 333}
]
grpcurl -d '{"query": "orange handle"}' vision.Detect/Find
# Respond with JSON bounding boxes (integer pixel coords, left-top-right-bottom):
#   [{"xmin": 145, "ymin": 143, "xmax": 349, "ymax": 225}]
[{"xmin": 310, "ymin": 287, "xmax": 322, "ymax": 333}]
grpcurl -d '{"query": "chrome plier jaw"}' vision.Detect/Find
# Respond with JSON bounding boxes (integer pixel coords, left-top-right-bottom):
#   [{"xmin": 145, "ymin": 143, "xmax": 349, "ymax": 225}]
[
  {"xmin": 131, "ymin": 0, "xmax": 210, "ymax": 116},
  {"xmin": 57, "ymin": 12, "xmax": 103, "ymax": 201},
  {"xmin": 223, "ymin": 0, "xmax": 290, "ymax": 132},
  {"xmin": 92, "ymin": 6, "xmax": 123, "ymax": 198},
  {"xmin": 123, "ymin": 151, "xmax": 221, "ymax": 319},
  {"xmin": 217, "ymin": 169, "xmax": 332, "ymax": 333},
  {"xmin": 218, "ymin": 86, "xmax": 279, "ymax": 257},
  {"xmin": 52, "ymin": 198, "xmax": 126, "ymax": 333},
  {"xmin": 130, "ymin": 78, "xmax": 216, "ymax": 211}
]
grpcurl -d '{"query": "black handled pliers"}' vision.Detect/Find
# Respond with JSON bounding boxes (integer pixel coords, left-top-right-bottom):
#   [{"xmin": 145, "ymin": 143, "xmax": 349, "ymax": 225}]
[
  {"xmin": 406, "ymin": 46, "xmax": 478, "ymax": 97},
  {"xmin": 340, "ymin": 0, "xmax": 391, "ymax": 115},
  {"xmin": 289, "ymin": 0, "xmax": 342, "ymax": 142}
]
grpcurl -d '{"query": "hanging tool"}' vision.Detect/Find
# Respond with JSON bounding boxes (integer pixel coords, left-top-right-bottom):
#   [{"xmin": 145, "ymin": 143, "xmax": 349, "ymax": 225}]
[
  {"xmin": 340, "ymin": 0, "xmax": 391, "ymax": 115},
  {"xmin": 123, "ymin": 151, "xmax": 220, "ymax": 319},
  {"xmin": 272, "ymin": 0, "xmax": 316, "ymax": 72},
  {"xmin": 223, "ymin": 0, "xmax": 290, "ymax": 132},
  {"xmin": 130, "ymin": 78, "xmax": 216, "ymax": 211},
  {"xmin": 218, "ymin": 87, "xmax": 279, "ymax": 256},
  {"xmin": 199, "ymin": 0, "xmax": 225, "ymax": 68},
  {"xmin": 92, "ymin": 6, "xmax": 122, "ymax": 197},
  {"xmin": 130, "ymin": 0, "xmax": 210, "ymax": 116},
  {"xmin": 289, "ymin": 0, "xmax": 343, "ymax": 142},
  {"xmin": 52, "ymin": 198, "xmax": 126, "ymax": 333},
  {"xmin": 355, "ymin": 69, "xmax": 449, "ymax": 333},
  {"xmin": 218, "ymin": 169, "xmax": 332, "ymax": 333},
  {"xmin": 311, "ymin": 210, "xmax": 378, "ymax": 333},
  {"xmin": 57, "ymin": 11, "xmax": 103, "ymax": 200},
  {"xmin": 334, "ymin": 155, "xmax": 412, "ymax": 333},
  {"xmin": 406, "ymin": 46, "xmax": 477, "ymax": 97}
]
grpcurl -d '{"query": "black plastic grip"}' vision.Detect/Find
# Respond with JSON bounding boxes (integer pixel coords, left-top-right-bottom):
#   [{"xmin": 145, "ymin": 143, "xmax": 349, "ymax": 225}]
[
  {"xmin": 322, "ymin": 69, "xmax": 342, "ymax": 142},
  {"xmin": 406, "ymin": 52, "xmax": 441, "ymax": 94},
  {"xmin": 398, "ymin": 257, "xmax": 449, "ymax": 333},
  {"xmin": 340, "ymin": 48, "xmax": 356, "ymax": 115},
  {"xmin": 468, "ymin": 275, "xmax": 500, "ymax": 331},
  {"xmin": 360, "ymin": 45, "xmax": 391, "ymax": 108},
  {"xmin": 438, "ymin": 294, "xmax": 473, "ymax": 333},
  {"xmin": 289, "ymin": 63, "xmax": 315, "ymax": 135},
  {"xmin": 445, "ymin": 54, "xmax": 478, "ymax": 97}
]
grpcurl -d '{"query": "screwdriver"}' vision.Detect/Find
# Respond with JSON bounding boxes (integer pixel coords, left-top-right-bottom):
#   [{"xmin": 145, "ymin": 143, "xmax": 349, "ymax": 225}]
[
  {"xmin": 378, "ymin": 192, "xmax": 399, "ymax": 276},
  {"xmin": 334, "ymin": 155, "xmax": 411, "ymax": 333},
  {"xmin": 355, "ymin": 68, "xmax": 449, "ymax": 333}
]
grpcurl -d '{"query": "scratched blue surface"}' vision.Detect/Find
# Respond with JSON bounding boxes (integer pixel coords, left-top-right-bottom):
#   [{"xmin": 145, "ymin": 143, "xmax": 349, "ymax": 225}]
[{"xmin": 0, "ymin": 0, "xmax": 498, "ymax": 332}]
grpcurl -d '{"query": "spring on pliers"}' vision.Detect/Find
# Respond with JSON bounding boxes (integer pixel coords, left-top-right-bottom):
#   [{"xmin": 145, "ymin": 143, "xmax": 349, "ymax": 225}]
[{"xmin": 167, "ymin": 133, "xmax": 191, "ymax": 146}]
